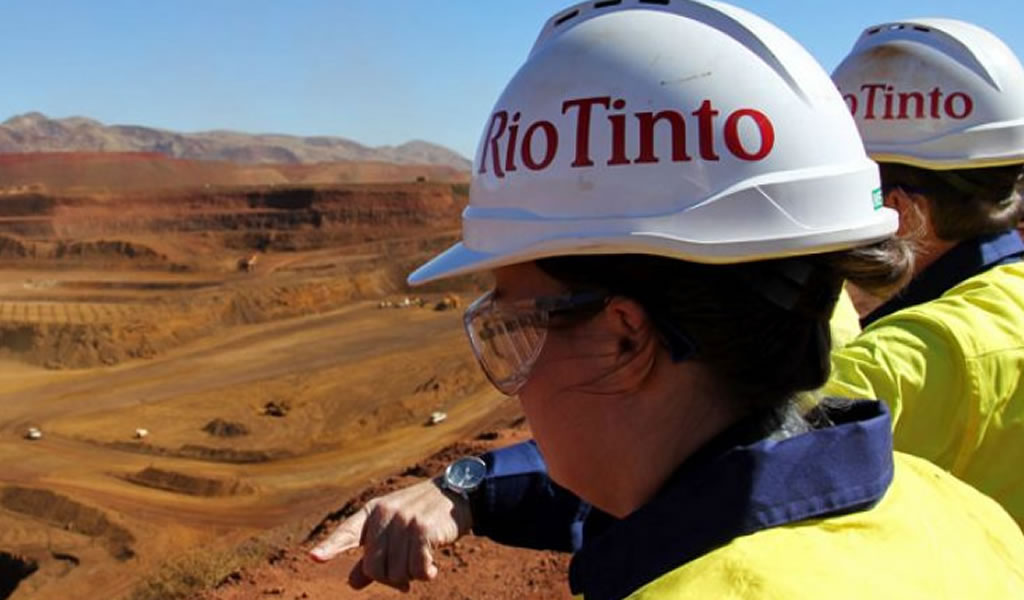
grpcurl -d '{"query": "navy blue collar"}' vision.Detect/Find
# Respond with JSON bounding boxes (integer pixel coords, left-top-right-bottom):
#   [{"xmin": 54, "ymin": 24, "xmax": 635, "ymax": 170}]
[
  {"xmin": 568, "ymin": 401, "xmax": 894, "ymax": 600},
  {"xmin": 863, "ymin": 229, "xmax": 1024, "ymax": 327}
]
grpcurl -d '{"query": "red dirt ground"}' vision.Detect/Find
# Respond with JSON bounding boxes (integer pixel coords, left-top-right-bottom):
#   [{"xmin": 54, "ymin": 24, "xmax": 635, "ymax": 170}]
[{"xmin": 194, "ymin": 425, "xmax": 573, "ymax": 600}]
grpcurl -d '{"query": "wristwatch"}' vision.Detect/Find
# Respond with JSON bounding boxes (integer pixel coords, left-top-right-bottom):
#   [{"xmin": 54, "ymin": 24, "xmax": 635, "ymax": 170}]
[{"xmin": 439, "ymin": 456, "xmax": 488, "ymax": 498}]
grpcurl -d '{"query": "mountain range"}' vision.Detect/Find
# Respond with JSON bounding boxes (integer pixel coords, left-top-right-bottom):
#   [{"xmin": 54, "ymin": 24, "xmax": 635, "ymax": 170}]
[{"xmin": 0, "ymin": 112, "xmax": 471, "ymax": 170}]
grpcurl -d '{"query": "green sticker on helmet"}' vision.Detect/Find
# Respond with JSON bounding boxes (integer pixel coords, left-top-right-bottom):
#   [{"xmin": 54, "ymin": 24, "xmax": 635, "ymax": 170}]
[{"xmin": 872, "ymin": 187, "xmax": 883, "ymax": 210}]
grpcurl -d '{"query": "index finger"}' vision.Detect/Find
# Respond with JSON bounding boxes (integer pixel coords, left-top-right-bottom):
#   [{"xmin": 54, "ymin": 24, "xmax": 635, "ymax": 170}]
[{"xmin": 309, "ymin": 507, "xmax": 370, "ymax": 562}]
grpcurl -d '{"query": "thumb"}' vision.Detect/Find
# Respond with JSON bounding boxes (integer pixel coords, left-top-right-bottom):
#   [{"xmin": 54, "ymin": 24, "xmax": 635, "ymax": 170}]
[
  {"xmin": 348, "ymin": 559, "xmax": 374, "ymax": 590},
  {"xmin": 309, "ymin": 510, "xmax": 368, "ymax": 562}
]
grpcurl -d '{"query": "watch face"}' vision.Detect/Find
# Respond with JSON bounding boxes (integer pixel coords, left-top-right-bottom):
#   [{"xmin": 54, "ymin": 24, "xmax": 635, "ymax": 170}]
[{"xmin": 445, "ymin": 457, "xmax": 487, "ymax": 492}]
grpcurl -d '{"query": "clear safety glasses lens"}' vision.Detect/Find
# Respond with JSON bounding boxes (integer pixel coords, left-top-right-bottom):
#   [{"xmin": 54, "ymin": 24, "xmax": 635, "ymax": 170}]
[{"xmin": 463, "ymin": 293, "xmax": 549, "ymax": 396}]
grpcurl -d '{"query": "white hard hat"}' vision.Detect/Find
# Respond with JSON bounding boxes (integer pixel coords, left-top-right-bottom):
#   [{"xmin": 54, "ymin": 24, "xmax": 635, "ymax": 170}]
[
  {"xmin": 833, "ymin": 19, "xmax": 1024, "ymax": 170},
  {"xmin": 409, "ymin": 0, "xmax": 896, "ymax": 285}
]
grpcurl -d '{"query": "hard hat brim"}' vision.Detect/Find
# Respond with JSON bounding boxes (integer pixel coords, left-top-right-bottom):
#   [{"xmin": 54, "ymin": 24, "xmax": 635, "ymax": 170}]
[{"xmin": 407, "ymin": 208, "xmax": 898, "ymax": 286}]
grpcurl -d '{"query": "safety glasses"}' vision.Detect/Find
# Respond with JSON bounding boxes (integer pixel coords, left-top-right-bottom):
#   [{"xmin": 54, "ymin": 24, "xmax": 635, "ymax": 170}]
[{"xmin": 463, "ymin": 290, "xmax": 609, "ymax": 395}]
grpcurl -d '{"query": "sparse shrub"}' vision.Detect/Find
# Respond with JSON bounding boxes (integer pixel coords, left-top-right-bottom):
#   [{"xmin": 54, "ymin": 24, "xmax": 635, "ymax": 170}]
[{"xmin": 128, "ymin": 539, "xmax": 269, "ymax": 600}]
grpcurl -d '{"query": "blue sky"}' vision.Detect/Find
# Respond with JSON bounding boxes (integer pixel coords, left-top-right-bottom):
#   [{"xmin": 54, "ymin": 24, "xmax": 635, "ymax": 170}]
[{"xmin": 0, "ymin": 1, "xmax": 1021, "ymax": 158}]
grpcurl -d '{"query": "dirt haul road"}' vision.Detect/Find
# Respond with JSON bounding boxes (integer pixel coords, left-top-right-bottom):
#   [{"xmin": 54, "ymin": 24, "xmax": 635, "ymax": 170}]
[{"xmin": 0, "ymin": 302, "xmax": 507, "ymax": 599}]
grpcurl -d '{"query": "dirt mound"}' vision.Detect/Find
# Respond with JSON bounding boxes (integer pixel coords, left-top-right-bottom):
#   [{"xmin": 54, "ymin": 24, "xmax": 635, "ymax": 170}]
[
  {"xmin": 123, "ymin": 467, "xmax": 253, "ymax": 497},
  {"xmin": 0, "ymin": 321, "xmax": 161, "ymax": 369},
  {"xmin": 202, "ymin": 419, "xmax": 250, "ymax": 438},
  {"xmin": 0, "ymin": 234, "xmax": 34, "ymax": 258},
  {"xmin": 178, "ymin": 445, "xmax": 292, "ymax": 464},
  {"xmin": 0, "ymin": 551, "xmax": 38, "ymax": 600},
  {"xmin": 54, "ymin": 239, "xmax": 166, "ymax": 262},
  {"xmin": 0, "ymin": 487, "xmax": 136, "ymax": 561},
  {"xmin": 0, "ymin": 325, "xmax": 35, "ymax": 354},
  {"xmin": 52, "ymin": 551, "xmax": 80, "ymax": 569},
  {"xmin": 260, "ymin": 401, "xmax": 290, "ymax": 418},
  {"xmin": 108, "ymin": 441, "xmax": 293, "ymax": 464}
]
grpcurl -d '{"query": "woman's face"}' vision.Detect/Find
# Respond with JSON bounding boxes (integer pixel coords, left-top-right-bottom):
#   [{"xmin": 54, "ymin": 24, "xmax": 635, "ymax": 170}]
[{"xmin": 490, "ymin": 262, "xmax": 663, "ymax": 511}]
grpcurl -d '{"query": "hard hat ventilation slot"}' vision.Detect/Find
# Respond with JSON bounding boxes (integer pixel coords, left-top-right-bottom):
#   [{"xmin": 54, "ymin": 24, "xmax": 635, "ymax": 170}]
[
  {"xmin": 639, "ymin": 0, "xmax": 671, "ymax": 5},
  {"xmin": 594, "ymin": 0, "xmax": 622, "ymax": 8},
  {"xmin": 554, "ymin": 9, "xmax": 580, "ymax": 26},
  {"xmin": 867, "ymin": 27, "xmax": 881, "ymax": 35},
  {"xmin": 912, "ymin": 25, "xmax": 931, "ymax": 32}
]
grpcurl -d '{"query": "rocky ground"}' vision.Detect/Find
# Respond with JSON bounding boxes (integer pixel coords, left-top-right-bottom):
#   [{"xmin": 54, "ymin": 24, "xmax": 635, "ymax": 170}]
[{"xmin": 193, "ymin": 424, "xmax": 573, "ymax": 600}]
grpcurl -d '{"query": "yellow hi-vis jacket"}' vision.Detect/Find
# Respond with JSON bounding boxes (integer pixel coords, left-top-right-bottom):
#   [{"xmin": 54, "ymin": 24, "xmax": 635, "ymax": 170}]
[
  {"xmin": 829, "ymin": 285, "xmax": 861, "ymax": 349},
  {"xmin": 620, "ymin": 453, "xmax": 1024, "ymax": 599},
  {"xmin": 826, "ymin": 263, "xmax": 1024, "ymax": 529},
  {"xmin": 561, "ymin": 402, "xmax": 1024, "ymax": 599}
]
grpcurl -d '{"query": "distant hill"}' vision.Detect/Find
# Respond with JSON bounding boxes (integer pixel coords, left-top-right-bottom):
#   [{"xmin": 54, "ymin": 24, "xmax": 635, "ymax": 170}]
[
  {"xmin": 0, "ymin": 112, "xmax": 471, "ymax": 170},
  {"xmin": 0, "ymin": 152, "xmax": 468, "ymax": 195}
]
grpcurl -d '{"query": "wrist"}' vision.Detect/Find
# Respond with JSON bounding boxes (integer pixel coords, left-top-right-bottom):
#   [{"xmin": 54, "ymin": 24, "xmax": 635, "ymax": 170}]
[
  {"xmin": 436, "ymin": 455, "xmax": 489, "ymax": 534},
  {"xmin": 432, "ymin": 476, "xmax": 476, "ymax": 535}
]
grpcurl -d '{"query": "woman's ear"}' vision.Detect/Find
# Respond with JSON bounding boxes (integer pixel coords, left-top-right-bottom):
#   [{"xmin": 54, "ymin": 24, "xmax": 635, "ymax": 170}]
[
  {"xmin": 887, "ymin": 187, "xmax": 934, "ymax": 240},
  {"xmin": 604, "ymin": 297, "xmax": 651, "ymax": 351},
  {"xmin": 884, "ymin": 187, "xmax": 906, "ymax": 210},
  {"xmin": 607, "ymin": 297, "xmax": 649, "ymax": 332}
]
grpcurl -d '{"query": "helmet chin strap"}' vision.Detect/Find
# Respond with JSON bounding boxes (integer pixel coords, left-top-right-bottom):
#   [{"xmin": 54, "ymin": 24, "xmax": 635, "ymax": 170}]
[
  {"xmin": 648, "ymin": 313, "xmax": 696, "ymax": 364},
  {"xmin": 933, "ymin": 168, "xmax": 1024, "ymax": 208},
  {"xmin": 933, "ymin": 170, "xmax": 987, "ymax": 197},
  {"xmin": 739, "ymin": 259, "xmax": 842, "ymax": 319}
]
